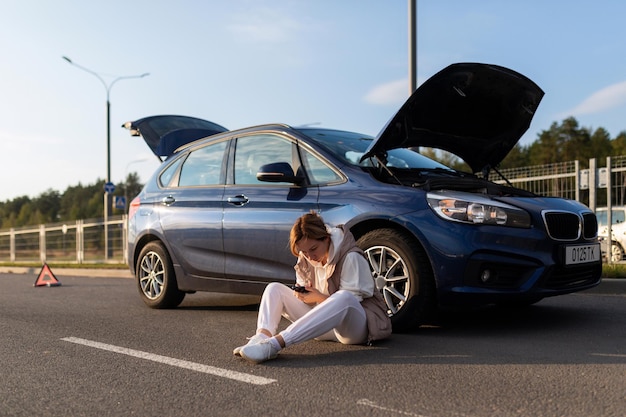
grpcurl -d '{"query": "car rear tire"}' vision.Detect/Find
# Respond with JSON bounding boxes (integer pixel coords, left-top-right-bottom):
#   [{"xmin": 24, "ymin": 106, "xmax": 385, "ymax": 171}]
[
  {"xmin": 136, "ymin": 241, "xmax": 185, "ymax": 309},
  {"xmin": 357, "ymin": 228, "xmax": 436, "ymax": 332}
]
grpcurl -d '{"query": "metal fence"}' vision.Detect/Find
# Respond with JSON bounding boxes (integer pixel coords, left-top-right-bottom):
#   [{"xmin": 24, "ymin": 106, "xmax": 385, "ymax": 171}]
[
  {"xmin": 494, "ymin": 156, "xmax": 626, "ymax": 211},
  {"xmin": 2, "ymin": 156, "xmax": 626, "ymax": 266},
  {"xmin": 0, "ymin": 215, "xmax": 127, "ymax": 265},
  {"xmin": 492, "ymin": 160, "xmax": 581, "ymax": 202}
]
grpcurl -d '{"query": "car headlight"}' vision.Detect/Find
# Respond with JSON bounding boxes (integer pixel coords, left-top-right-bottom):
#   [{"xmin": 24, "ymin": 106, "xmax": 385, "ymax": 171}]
[{"xmin": 427, "ymin": 191, "xmax": 531, "ymax": 228}]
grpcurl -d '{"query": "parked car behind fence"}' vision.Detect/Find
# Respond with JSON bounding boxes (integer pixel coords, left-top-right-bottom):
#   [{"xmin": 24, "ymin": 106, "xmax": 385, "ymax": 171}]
[{"xmin": 596, "ymin": 206, "xmax": 626, "ymax": 263}]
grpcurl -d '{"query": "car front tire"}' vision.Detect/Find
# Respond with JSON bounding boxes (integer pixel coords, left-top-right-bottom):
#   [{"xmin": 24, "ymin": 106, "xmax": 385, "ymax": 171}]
[
  {"xmin": 357, "ymin": 228, "xmax": 436, "ymax": 332},
  {"xmin": 136, "ymin": 241, "xmax": 185, "ymax": 309}
]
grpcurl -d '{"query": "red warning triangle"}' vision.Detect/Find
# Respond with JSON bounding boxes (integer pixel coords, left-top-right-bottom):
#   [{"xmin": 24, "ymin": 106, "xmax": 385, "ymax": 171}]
[{"xmin": 34, "ymin": 263, "xmax": 61, "ymax": 287}]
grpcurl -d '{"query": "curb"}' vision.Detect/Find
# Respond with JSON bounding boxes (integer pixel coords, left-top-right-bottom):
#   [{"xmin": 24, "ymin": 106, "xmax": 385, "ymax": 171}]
[{"xmin": 0, "ymin": 266, "xmax": 132, "ymax": 279}]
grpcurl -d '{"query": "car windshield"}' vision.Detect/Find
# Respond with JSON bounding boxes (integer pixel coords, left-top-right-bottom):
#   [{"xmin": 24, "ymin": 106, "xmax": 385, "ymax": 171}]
[{"xmin": 296, "ymin": 128, "xmax": 453, "ymax": 171}]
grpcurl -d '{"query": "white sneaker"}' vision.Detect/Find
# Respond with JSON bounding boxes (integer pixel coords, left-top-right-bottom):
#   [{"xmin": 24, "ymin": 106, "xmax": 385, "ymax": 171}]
[
  {"xmin": 239, "ymin": 339, "xmax": 280, "ymax": 364},
  {"xmin": 233, "ymin": 334, "xmax": 267, "ymax": 356}
]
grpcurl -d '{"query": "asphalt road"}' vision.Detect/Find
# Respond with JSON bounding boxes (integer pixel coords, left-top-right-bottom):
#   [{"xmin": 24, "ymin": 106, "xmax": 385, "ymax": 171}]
[{"xmin": 1, "ymin": 272, "xmax": 625, "ymax": 417}]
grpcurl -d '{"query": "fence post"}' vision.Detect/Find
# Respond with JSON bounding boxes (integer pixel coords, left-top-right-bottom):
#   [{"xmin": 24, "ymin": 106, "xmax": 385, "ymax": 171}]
[
  {"xmin": 574, "ymin": 160, "xmax": 580, "ymax": 202},
  {"xmin": 606, "ymin": 156, "xmax": 613, "ymax": 264},
  {"xmin": 76, "ymin": 219, "xmax": 84, "ymax": 264},
  {"xmin": 588, "ymin": 158, "xmax": 597, "ymax": 211},
  {"xmin": 607, "ymin": 156, "xmax": 613, "ymax": 211},
  {"xmin": 10, "ymin": 228, "xmax": 15, "ymax": 262},
  {"xmin": 39, "ymin": 224, "xmax": 46, "ymax": 264}
]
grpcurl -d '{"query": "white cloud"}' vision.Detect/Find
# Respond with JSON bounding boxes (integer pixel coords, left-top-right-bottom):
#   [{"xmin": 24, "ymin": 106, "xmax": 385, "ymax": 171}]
[
  {"xmin": 227, "ymin": 7, "xmax": 300, "ymax": 44},
  {"xmin": 364, "ymin": 79, "xmax": 408, "ymax": 106},
  {"xmin": 563, "ymin": 80, "xmax": 626, "ymax": 117},
  {"xmin": 0, "ymin": 130, "xmax": 61, "ymax": 152}
]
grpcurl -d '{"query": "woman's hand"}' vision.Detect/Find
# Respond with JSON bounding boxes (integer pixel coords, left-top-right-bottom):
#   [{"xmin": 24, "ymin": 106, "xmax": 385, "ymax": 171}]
[{"xmin": 293, "ymin": 285, "xmax": 327, "ymax": 305}]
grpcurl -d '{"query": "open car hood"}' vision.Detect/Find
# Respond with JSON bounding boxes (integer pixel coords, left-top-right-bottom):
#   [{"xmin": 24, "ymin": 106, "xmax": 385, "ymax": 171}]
[
  {"xmin": 122, "ymin": 115, "xmax": 228, "ymax": 160},
  {"xmin": 361, "ymin": 63, "xmax": 544, "ymax": 173}
]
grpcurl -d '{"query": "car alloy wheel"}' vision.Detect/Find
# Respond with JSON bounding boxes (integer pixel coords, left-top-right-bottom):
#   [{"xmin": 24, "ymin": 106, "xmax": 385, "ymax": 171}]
[
  {"xmin": 358, "ymin": 228, "xmax": 436, "ymax": 331},
  {"xmin": 136, "ymin": 241, "xmax": 185, "ymax": 308}
]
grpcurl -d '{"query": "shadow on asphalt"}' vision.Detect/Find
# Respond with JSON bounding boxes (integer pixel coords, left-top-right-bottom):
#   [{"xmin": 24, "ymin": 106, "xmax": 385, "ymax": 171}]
[
  {"xmin": 177, "ymin": 291, "xmax": 261, "ymax": 311},
  {"xmin": 251, "ymin": 298, "xmax": 626, "ymax": 368}
]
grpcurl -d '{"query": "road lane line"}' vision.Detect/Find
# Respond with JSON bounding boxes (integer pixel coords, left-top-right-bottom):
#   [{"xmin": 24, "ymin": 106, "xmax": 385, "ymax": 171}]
[
  {"xmin": 591, "ymin": 353, "xmax": 626, "ymax": 358},
  {"xmin": 357, "ymin": 399, "xmax": 431, "ymax": 417},
  {"xmin": 61, "ymin": 337, "xmax": 276, "ymax": 385}
]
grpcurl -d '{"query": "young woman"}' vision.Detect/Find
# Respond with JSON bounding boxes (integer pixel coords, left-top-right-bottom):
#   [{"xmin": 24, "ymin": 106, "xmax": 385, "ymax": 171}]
[{"xmin": 234, "ymin": 211, "xmax": 391, "ymax": 363}]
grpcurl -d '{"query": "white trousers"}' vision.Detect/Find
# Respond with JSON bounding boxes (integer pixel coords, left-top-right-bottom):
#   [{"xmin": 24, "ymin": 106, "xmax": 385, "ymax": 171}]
[{"xmin": 257, "ymin": 282, "xmax": 368, "ymax": 347}]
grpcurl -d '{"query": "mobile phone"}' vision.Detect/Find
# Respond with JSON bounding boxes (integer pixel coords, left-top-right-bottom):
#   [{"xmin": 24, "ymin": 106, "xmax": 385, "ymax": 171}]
[{"xmin": 290, "ymin": 284, "xmax": 310, "ymax": 293}]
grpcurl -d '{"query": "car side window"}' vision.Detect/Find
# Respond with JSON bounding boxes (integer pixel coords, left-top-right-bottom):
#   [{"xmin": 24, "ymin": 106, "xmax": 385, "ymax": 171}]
[
  {"xmin": 178, "ymin": 141, "xmax": 227, "ymax": 186},
  {"xmin": 234, "ymin": 135, "xmax": 292, "ymax": 184},
  {"xmin": 159, "ymin": 158, "xmax": 183, "ymax": 187},
  {"xmin": 300, "ymin": 147, "xmax": 343, "ymax": 185}
]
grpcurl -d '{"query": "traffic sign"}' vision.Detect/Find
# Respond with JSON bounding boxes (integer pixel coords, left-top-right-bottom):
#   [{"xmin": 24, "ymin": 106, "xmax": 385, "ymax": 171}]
[
  {"xmin": 115, "ymin": 196, "xmax": 126, "ymax": 210},
  {"xmin": 104, "ymin": 182, "xmax": 115, "ymax": 193}
]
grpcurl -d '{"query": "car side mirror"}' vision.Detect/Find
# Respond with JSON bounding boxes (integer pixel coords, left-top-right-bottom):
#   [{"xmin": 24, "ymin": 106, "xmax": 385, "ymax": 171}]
[{"xmin": 257, "ymin": 162, "xmax": 304, "ymax": 185}]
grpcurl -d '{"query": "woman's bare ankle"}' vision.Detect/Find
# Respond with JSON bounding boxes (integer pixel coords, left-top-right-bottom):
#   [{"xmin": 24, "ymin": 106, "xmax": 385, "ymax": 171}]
[{"xmin": 257, "ymin": 329, "xmax": 272, "ymax": 338}]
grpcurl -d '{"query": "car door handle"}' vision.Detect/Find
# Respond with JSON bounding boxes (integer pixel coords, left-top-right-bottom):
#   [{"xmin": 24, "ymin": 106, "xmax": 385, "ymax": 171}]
[
  {"xmin": 227, "ymin": 194, "xmax": 249, "ymax": 206},
  {"xmin": 162, "ymin": 196, "xmax": 176, "ymax": 205}
]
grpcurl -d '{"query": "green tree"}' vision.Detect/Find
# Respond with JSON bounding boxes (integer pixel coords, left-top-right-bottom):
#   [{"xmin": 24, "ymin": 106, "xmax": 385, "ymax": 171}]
[
  {"xmin": 60, "ymin": 181, "xmax": 104, "ymax": 220},
  {"xmin": 113, "ymin": 172, "xmax": 144, "ymax": 214},
  {"xmin": 561, "ymin": 118, "xmax": 592, "ymax": 162},
  {"xmin": 32, "ymin": 189, "xmax": 61, "ymax": 223},
  {"xmin": 0, "ymin": 196, "xmax": 32, "ymax": 228},
  {"xmin": 527, "ymin": 117, "xmax": 597, "ymax": 167},
  {"xmin": 611, "ymin": 131, "xmax": 626, "ymax": 156},
  {"xmin": 500, "ymin": 143, "xmax": 529, "ymax": 169},
  {"xmin": 589, "ymin": 127, "xmax": 612, "ymax": 161},
  {"xmin": 530, "ymin": 119, "xmax": 567, "ymax": 164}
]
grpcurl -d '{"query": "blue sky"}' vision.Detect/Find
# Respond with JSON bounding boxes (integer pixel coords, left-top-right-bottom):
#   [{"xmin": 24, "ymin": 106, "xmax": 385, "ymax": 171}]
[{"xmin": 2, "ymin": 1, "xmax": 626, "ymax": 201}]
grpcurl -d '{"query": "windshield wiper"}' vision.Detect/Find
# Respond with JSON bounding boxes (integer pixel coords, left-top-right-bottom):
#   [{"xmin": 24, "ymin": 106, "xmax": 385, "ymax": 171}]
[{"xmin": 415, "ymin": 167, "xmax": 469, "ymax": 177}]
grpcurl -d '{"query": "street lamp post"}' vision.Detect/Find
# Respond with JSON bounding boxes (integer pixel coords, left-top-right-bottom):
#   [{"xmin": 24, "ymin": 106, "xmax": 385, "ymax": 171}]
[
  {"xmin": 408, "ymin": 0, "xmax": 417, "ymax": 95},
  {"xmin": 62, "ymin": 56, "xmax": 149, "ymax": 260}
]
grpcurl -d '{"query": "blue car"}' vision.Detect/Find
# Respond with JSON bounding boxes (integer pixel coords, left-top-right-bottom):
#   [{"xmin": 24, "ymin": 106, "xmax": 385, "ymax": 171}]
[{"xmin": 124, "ymin": 63, "xmax": 601, "ymax": 331}]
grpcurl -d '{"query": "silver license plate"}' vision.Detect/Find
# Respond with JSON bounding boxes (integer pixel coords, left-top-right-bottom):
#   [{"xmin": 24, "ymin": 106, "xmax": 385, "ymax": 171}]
[{"xmin": 564, "ymin": 243, "xmax": 601, "ymax": 265}]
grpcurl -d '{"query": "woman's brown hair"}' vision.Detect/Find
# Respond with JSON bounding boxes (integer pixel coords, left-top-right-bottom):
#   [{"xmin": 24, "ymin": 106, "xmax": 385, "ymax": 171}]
[{"xmin": 289, "ymin": 211, "xmax": 329, "ymax": 257}]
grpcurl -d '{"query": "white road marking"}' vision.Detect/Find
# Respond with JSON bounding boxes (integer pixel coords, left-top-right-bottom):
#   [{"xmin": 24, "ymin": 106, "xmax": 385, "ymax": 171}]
[
  {"xmin": 61, "ymin": 337, "xmax": 277, "ymax": 386},
  {"xmin": 390, "ymin": 355, "xmax": 471, "ymax": 359},
  {"xmin": 357, "ymin": 399, "xmax": 470, "ymax": 417},
  {"xmin": 357, "ymin": 399, "xmax": 430, "ymax": 417},
  {"xmin": 591, "ymin": 353, "xmax": 626, "ymax": 358}
]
